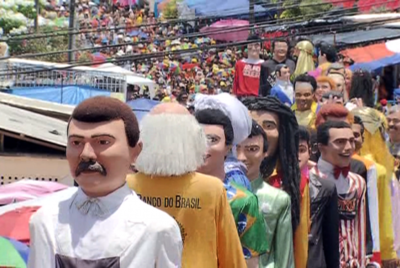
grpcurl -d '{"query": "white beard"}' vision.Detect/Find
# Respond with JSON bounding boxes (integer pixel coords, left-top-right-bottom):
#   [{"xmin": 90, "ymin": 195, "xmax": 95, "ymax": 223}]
[{"xmin": 135, "ymin": 113, "xmax": 208, "ymax": 176}]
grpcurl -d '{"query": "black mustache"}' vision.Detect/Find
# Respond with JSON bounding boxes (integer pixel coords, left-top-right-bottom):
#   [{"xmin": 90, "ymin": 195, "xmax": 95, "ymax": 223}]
[{"xmin": 75, "ymin": 161, "xmax": 107, "ymax": 177}]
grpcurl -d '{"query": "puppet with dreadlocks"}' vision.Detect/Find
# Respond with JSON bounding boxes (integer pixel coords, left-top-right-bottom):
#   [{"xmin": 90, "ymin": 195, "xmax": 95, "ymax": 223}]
[{"xmin": 243, "ymin": 96, "xmax": 308, "ymax": 268}]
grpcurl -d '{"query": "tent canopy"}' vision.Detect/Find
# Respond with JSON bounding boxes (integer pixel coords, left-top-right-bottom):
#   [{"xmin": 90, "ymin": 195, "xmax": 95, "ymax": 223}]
[{"xmin": 341, "ymin": 39, "xmax": 400, "ymax": 71}]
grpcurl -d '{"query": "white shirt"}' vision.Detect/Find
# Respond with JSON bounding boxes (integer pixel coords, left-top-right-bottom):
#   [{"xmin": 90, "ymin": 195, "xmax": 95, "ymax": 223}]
[
  {"xmin": 317, "ymin": 158, "xmax": 350, "ymax": 194},
  {"xmin": 28, "ymin": 184, "xmax": 182, "ymax": 268}
]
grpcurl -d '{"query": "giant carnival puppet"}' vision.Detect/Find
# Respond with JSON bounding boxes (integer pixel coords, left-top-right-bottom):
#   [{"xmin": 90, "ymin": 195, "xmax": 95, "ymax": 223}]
[
  {"xmin": 233, "ymin": 35, "xmax": 264, "ymax": 98},
  {"xmin": 347, "ymin": 70, "xmax": 400, "ymax": 267},
  {"xmin": 243, "ymin": 96, "xmax": 308, "ymax": 268}
]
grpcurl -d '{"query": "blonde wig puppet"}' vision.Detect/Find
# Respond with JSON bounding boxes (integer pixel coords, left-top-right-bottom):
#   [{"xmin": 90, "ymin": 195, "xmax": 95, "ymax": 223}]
[{"xmin": 293, "ymin": 40, "xmax": 315, "ymax": 78}]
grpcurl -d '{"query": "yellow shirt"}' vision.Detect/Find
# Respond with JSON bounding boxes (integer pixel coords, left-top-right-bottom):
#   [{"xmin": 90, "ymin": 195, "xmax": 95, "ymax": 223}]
[
  {"xmin": 292, "ymin": 102, "xmax": 317, "ymax": 129},
  {"xmin": 127, "ymin": 172, "xmax": 246, "ymax": 268}
]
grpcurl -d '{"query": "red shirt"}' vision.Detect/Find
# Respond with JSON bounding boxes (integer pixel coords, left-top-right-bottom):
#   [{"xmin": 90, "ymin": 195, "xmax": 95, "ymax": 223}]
[{"xmin": 233, "ymin": 59, "xmax": 263, "ymax": 97}]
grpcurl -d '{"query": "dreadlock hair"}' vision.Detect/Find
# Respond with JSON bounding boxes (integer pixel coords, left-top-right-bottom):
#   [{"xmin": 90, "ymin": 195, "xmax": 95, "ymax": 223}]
[
  {"xmin": 194, "ymin": 109, "xmax": 234, "ymax": 146},
  {"xmin": 349, "ymin": 69, "xmax": 374, "ymax": 108},
  {"xmin": 242, "ymin": 96, "xmax": 301, "ymax": 232}
]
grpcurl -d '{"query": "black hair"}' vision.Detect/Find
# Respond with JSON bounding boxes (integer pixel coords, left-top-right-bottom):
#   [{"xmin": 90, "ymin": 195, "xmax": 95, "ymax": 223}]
[
  {"xmin": 293, "ymin": 74, "xmax": 317, "ymax": 92},
  {"xmin": 275, "ymin": 64, "xmax": 288, "ymax": 76},
  {"xmin": 353, "ymin": 115, "xmax": 365, "ymax": 135},
  {"xmin": 349, "ymin": 70, "xmax": 374, "ymax": 108},
  {"xmin": 317, "ymin": 42, "xmax": 337, "ymax": 63},
  {"xmin": 272, "ymin": 39, "xmax": 289, "ymax": 50},
  {"xmin": 247, "ymin": 35, "xmax": 259, "ymax": 41},
  {"xmin": 243, "ymin": 96, "xmax": 301, "ymax": 232},
  {"xmin": 298, "ymin": 126, "xmax": 310, "ymax": 145},
  {"xmin": 249, "ymin": 120, "xmax": 269, "ymax": 153},
  {"xmin": 69, "ymin": 96, "xmax": 139, "ymax": 147},
  {"xmin": 194, "ymin": 109, "xmax": 234, "ymax": 146},
  {"xmin": 317, "ymin": 121, "xmax": 352, "ymax": 145}
]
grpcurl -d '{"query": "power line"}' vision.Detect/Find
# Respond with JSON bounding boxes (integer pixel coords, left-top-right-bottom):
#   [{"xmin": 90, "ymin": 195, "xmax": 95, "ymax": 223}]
[
  {"xmin": 1, "ymin": 3, "xmax": 397, "ymax": 62},
  {"xmin": 0, "ymin": 0, "xmax": 363, "ymax": 41},
  {"xmin": 0, "ymin": 19, "xmax": 395, "ymax": 77}
]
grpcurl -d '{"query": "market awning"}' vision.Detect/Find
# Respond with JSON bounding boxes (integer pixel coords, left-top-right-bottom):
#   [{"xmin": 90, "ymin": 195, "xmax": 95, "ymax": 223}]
[
  {"xmin": 341, "ymin": 38, "xmax": 400, "ymax": 71},
  {"xmin": 311, "ymin": 28, "xmax": 400, "ymax": 46}
]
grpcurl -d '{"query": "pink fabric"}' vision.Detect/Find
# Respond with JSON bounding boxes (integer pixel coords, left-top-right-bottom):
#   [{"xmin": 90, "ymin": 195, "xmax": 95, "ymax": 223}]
[
  {"xmin": 0, "ymin": 180, "xmax": 68, "ymax": 205},
  {"xmin": 390, "ymin": 178, "xmax": 400, "ymax": 256},
  {"xmin": 308, "ymin": 68, "xmax": 322, "ymax": 78}
]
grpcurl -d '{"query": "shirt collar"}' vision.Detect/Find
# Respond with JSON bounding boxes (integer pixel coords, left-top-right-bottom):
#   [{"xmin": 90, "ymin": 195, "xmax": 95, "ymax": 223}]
[
  {"xmin": 317, "ymin": 157, "xmax": 335, "ymax": 175},
  {"xmin": 250, "ymin": 175, "xmax": 264, "ymax": 190},
  {"xmin": 72, "ymin": 183, "xmax": 132, "ymax": 217}
]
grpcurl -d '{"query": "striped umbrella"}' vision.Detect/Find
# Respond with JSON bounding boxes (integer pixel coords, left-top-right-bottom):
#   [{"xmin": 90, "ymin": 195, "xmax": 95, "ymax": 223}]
[{"xmin": 0, "ymin": 236, "xmax": 30, "ymax": 268}]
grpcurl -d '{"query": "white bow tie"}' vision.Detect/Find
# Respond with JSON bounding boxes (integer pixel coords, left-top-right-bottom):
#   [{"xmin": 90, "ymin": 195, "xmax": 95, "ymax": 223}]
[{"xmin": 75, "ymin": 198, "xmax": 108, "ymax": 218}]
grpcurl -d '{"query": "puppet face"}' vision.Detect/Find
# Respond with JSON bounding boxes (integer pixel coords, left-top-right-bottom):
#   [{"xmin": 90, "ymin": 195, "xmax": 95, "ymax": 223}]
[
  {"xmin": 351, "ymin": 123, "xmax": 363, "ymax": 152},
  {"xmin": 387, "ymin": 111, "xmax": 400, "ymax": 143},
  {"xmin": 277, "ymin": 66, "xmax": 290, "ymax": 81},
  {"xmin": 298, "ymin": 139, "xmax": 310, "ymax": 170},
  {"xmin": 250, "ymin": 111, "xmax": 279, "ymax": 157},
  {"xmin": 319, "ymin": 127, "xmax": 355, "ymax": 168},
  {"xmin": 315, "ymin": 82, "xmax": 331, "ymax": 102},
  {"xmin": 247, "ymin": 43, "xmax": 261, "ymax": 59},
  {"xmin": 329, "ymin": 74, "xmax": 345, "ymax": 94},
  {"xmin": 237, "ymin": 135, "xmax": 267, "ymax": 181},
  {"xmin": 295, "ymin": 82, "xmax": 314, "ymax": 112},
  {"xmin": 197, "ymin": 124, "xmax": 230, "ymax": 179},
  {"xmin": 67, "ymin": 119, "xmax": 137, "ymax": 197}
]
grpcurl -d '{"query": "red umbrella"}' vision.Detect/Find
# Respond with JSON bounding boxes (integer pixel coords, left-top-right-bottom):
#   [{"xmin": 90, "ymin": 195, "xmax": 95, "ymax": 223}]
[
  {"xmin": 0, "ymin": 206, "xmax": 40, "ymax": 245},
  {"xmin": 200, "ymin": 19, "xmax": 249, "ymax": 42}
]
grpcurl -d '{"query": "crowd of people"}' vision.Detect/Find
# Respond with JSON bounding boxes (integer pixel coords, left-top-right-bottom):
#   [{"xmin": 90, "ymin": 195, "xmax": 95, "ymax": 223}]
[{"xmin": 4, "ymin": 1, "xmax": 400, "ymax": 268}]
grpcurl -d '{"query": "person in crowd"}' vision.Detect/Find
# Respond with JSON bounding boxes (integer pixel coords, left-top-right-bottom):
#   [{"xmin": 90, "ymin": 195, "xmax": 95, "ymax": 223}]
[
  {"xmin": 292, "ymin": 74, "xmax": 318, "ymax": 129},
  {"xmin": 237, "ymin": 121, "xmax": 294, "ymax": 268},
  {"xmin": 243, "ymin": 97, "xmax": 308, "ymax": 268},
  {"xmin": 314, "ymin": 121, "xmax": 368, "ymax": 267},
  {"xmin": 315, "ymin": 76, "xmax": 337, "ymax": 103},
  {"xmin": 352, "ymin": 107, "xmax": 400, "ymax": 267},
  {"xmin": 292, "ymin": 40, "xmax": 315, "ymax": 78},
  {"xmin": 297, "ymin": 126, "xmax": 340, "ymax": 268},
  {"xmin": 233, "ymin": 35, "xmax": 264, "ymax": 98},
  {"xmin": 194, "ymin": 105, "xmax": 268, "ymax": 267},
  {"xmin": 29, "ymin": 96, "xmax": 182, "ymax": 267},
  {"xmin": 127, "ymin": 102, "xmax": 246, "ymax": 268},
  {"xmin": 259, "ymin": 40, "xmax": 296, "ymax": 96},
  {"xmin": 270, "ymin": 64, "xmax": 294, "ymax": 107}
]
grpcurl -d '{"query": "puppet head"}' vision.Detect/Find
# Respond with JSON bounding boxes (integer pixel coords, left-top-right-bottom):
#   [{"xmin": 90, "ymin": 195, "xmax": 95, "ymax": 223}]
[
  {"xmin": 67, "ymin": 96, "xmax": 141, "ymax": 197},
  {"xmin": 135, "ymin": 103, "xmax": 207, "ymax": 176}
]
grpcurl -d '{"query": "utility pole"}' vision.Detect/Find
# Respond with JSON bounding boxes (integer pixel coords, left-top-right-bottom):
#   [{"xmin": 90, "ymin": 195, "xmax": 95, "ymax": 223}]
[
  {"xmin": 68, "ymin": 0, "xmax": 76, "ymax": 63},
  {"xmin": 249, "ymin": 0, "xmax": 255, "ymax": 25},
  {"xmin": 34, "ymin": 0, "xmax": 39, "ymax": 32}
]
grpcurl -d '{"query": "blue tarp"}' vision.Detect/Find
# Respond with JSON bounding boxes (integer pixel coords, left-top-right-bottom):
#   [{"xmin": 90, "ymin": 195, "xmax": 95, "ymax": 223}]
[
  {"xmin": 127, "ymin": 98, "xmax": 160, "ymax": 122},
  {"xmin": 10, "ymin": 86, "xmax": 111, "ymax": 105},
  {"xmin": 185, "ymin": 0, "xmax": 270, "ymax": 17},
  {"xmin": 349, "ymin": 54, "xmax": 400, "ymax": 72},
  {"xmin": 155, "ymin": 0, "xmax": 271, "ymax": 18}
]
